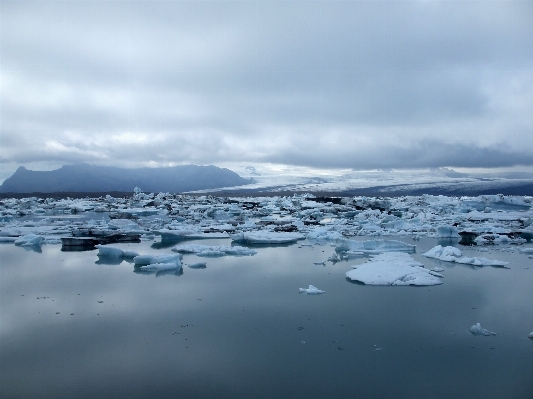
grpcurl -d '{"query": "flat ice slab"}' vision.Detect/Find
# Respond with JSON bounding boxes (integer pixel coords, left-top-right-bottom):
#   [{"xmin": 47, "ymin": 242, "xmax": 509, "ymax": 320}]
[
  {"xmin": 423, "ymin": 245, "xmax": 508, "ymax": 267},
  {"xmin": 336, "ymin": 239, "xmax": 416, "ymax": 254},
  {"xmin": 231, "ymin": 231, "xmax": 305, "ymax": 244},
  {"xmin": 469, "ymin": 323, "xmax": 496, "ymax": 336},
  {"xmin": 299, "ymin": 285, "xmax": 325, "ymax": 294},
  {"xmin": 345, "ymin": 252, "xmax": 442, "ymax": 286}
]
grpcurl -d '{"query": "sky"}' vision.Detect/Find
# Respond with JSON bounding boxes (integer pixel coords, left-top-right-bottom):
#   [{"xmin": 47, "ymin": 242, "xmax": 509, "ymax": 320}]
[{"xmin": 1, "ymin": 0, "xmax": 533, "ymax": 182}]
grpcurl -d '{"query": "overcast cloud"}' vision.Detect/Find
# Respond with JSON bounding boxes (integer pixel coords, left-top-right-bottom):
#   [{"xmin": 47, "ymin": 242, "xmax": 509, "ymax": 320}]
[{"xmin": 1, "ymin": 0, "xmax": 532, "ymax": 181}]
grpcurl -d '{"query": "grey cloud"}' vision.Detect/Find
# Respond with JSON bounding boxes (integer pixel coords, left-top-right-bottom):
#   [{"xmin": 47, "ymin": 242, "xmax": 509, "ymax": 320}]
[{"xmin": 1, "ymin": 1, "xmax": 532, "ymax": 174}]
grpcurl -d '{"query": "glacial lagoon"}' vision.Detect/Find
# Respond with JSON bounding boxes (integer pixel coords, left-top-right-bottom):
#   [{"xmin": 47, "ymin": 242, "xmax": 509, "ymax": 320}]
[{"xmin": 2, "ymin": 235, "xmax": 533, "ymax": 399}]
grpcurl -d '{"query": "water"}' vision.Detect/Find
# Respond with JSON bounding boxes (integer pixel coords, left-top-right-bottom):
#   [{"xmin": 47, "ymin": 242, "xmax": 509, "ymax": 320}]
[{"xmin": 1, "ymin": 237, "xmax": 533, "ymax": 398}]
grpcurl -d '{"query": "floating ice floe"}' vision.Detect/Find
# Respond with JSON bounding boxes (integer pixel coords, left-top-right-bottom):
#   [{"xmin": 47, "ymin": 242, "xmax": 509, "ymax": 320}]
[
  {"xmin": 187, "ymin": 262, "xmax": 207, "ymax": 269},
  {"xmin": 336, "ymin": 239, "xmax": 416, "ymax": 255},
  {"xmin": 96, "ymin": 245, "xmax": 139, "ymax": 259},
  {"xmin": 231, "ymin": 231, "xmax": 305, "ymax": 244},
  {"xmin": 171, "ymin": 244, "xmax": 257, "ymax": 257},
  {"xmin": 14, "ymin": 234, "xmax": 44, "ymax": 247},
  {"xmin": 518, "ymin": 248, "xmax": 533, "ymax": 254},
  {"xmin": 345, "ymin": 252, "xmax": 442, "ymax": 286},
  {"xmin": 469, "ymin": 323, "xmax": 496, "ymax": 336},
  {"xmin": 422, "ymin": 245, "xmax": 509, "ymax": 267},
  {"xmin": 528, "ymin": 332, "xmax": 533, "ymax": 340},
  {"xmin": 299, "ymin": 285, "xmax": 325, "ymax": 294},
  {"xmin": 133, "ymin": 253, "xmax": 182, "ymax": 269}
]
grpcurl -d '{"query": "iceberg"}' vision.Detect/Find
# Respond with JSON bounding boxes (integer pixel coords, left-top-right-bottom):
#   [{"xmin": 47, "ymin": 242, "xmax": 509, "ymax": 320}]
[
  {"xmin": 345, "ymin": 252, "xmax": 442, "ymax": 286},
  {"xmin": 528, "ymin": 332, "xmax": 533, "ymax": 340},
  {"xmin": 469, "ymin": 323, "xmax": 496, "ymax": 336},
  {"xmin": 336, "ymin": 239, "xmax": 416, "ymax": 255},
  {"xmin": 299, "ymin": 285, "xmax": 325, "ymax": 295},
  {"xmin": 231, "ymin": 231, "xmax": 305, "ymax": 244}
]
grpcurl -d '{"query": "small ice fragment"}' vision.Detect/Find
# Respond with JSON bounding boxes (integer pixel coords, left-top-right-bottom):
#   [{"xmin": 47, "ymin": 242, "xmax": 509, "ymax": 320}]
[
  {"xmin": 469, "ymin": 323, "xmax": 496, "ymax": 336},
  {"xmin": 14, "ymin": 234, "xmax": 44, "ymax": 247},
  {"xmin": 527, "ymin": 332, "xmax": 533, "ymax": 339},
  {"xmin": 299, "ymin": 285, "xmax": 325, "ymax": 295},
  {"xmin": 187, "ymin": 262, "xmax": 207, "ymax": 269},
  {"xmin": 313, "ymin": 261, "xmax": 326, "ymax": 266}
]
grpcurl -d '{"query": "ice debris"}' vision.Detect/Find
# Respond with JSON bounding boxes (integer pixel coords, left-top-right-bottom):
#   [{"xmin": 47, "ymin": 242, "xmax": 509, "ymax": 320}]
[
  {"xmin": 422, "ymin": 245, "xmax": 508, "ymax": 267},
  {"xmin": 299, "ymin": 285, "xmax": 325, "ymax": 295},
  {"xmin": 336, "ymin": 239, "xmax": 416, "ymax": 255},
  {"xmin": 171, "ymin": 244, "xmax": 256, "ymax": 256},
  {"xmin": 528, "ymin": 332, "xmax": 533, "ymax": 339},
  {"xmin": 345, "ymin": 252, "xmax": 442, "ymax": 286},
  {"xmin": 469, "ymin": 323, "xmax": 496, "ymax": 336},
  {"xmin": 231, "ymin": 231, "xmax": 305, "ymax": 244}
]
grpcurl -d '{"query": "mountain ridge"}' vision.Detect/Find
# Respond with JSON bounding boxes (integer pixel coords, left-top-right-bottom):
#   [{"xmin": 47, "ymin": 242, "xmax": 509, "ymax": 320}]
[{"xmin": 0, "ymin": 164, "xmax": 251, "ymax": 193}]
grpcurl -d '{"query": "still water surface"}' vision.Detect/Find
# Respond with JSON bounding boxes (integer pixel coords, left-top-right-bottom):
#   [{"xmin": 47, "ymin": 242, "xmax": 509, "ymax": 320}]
[{"xmin": 1, "ymin": 237, "xmax": 533, "ymax": 398}]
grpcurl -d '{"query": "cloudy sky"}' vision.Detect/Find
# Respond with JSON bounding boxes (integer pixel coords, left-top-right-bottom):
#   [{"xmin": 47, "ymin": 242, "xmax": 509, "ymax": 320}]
[{"xmin": 1, "ymin": 0, "xmax": 532, "ymax": 182}]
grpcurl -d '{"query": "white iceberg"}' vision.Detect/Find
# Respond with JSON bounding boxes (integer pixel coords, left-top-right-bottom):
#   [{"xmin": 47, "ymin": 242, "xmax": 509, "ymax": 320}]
[
  {"xmin": 299, "ymin": 285, "xmax": 325, "ymax": 295},
  {"xmin": 345, "ymin": 252, "xmax": 442, "ymax": 286},
  {"xmin": 528, "ymin": 332, "xmax": 533, "ymax": 340},
  {"xmin": 336, "ymin": 239, "xmax": 416, "ymax": 255},
  {"xmin": 14, "ymin": 234, "xmax": 44, "ymax": 247},
  {"xmin": 469, "ymin": 323, "xmax": 496, "ymax": 336},
  {"xmin": 231, "ymin": 231, "xmax": 305, "ymax": 244},
  {"xmin": 171, "ymin": 244, "xmax": 256, "ymax": 256}
]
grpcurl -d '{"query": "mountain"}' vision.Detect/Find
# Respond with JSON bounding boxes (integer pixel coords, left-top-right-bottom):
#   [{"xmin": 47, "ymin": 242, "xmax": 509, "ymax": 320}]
[{"xmin": 0, "ymin": 164, "xmax": 251, "ymax": 194}]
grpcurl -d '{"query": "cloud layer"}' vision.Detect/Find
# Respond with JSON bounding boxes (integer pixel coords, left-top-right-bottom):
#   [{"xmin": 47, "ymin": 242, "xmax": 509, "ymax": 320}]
[{"xmin": 2, "ymin": 1, "xmax": 532, "ymax": 179}]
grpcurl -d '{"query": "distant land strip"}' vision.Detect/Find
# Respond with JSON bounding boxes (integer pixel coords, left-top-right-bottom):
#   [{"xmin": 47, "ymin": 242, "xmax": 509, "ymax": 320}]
[{"xmin": 2, "ymin": 182, "xmax": 533, "ymax": 200}]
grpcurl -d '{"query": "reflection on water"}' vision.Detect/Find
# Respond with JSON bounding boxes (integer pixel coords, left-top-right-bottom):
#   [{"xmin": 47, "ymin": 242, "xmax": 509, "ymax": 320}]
[{"xmin": 1, "ymin": 237, "xmax": 533, "ymax": 399}]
